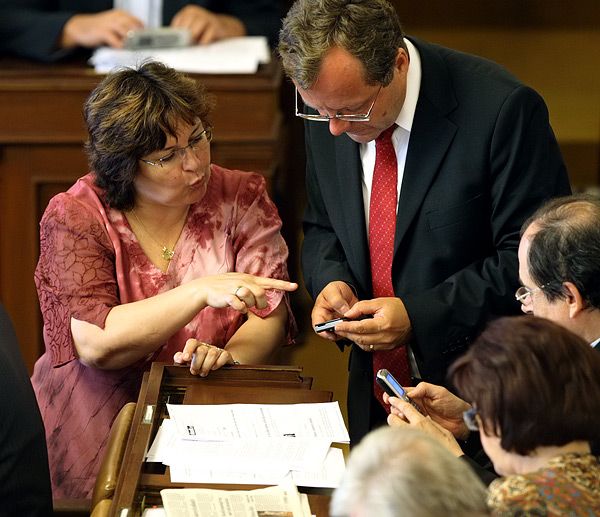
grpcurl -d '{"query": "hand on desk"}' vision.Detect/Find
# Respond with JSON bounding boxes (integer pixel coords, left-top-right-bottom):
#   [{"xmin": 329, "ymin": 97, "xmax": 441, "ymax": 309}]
[
  {"xmin": 385, "ymin": 393, "xmax": 464, "ymax": 457},
  {"xmin": 332, "ymin": 297, "xmax": 412, "ymax": 352},
  {"xmin": 61, "ymin": 10, "xmax": 143, "ymax": 49},
  {"xmin": 171, "ymin": 6, "xmax": 246, "ymax": 44},
  {"xmin": 174, "ymin": 339, "xmax": 236, "ymax": 377}
]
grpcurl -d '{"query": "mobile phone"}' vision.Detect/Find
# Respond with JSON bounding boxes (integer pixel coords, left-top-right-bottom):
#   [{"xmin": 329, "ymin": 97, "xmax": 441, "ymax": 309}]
[
  {"xmin": 314, "ymin": 314, "xmax": 373, "ymax": 333},
  {"xmin": 124, "ymin": 27, "xmax": 191, "ymax": 50},
  {"xmin": 376, "ymin": 369, "xmax": 424, "ymax": 414}
]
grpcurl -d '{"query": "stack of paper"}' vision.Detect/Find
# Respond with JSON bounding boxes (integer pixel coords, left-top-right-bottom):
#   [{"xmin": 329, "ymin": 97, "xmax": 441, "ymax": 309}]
[
  {"xmin": 146, "ymin": 402, "xmax": 349, "ymax": 488},
  {"xmin": 161, "ymin": 483, "xmax": 312, "ymax": 517},
  {"xmin": 89, "ymin": 36, "xmax": 270, "ymax": 74}
]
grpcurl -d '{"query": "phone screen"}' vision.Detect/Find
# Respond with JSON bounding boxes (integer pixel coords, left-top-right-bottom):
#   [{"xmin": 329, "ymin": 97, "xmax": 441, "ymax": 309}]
[{"xmin": 384, "ymin": 371, "xmax": 407, "ymax": 397}]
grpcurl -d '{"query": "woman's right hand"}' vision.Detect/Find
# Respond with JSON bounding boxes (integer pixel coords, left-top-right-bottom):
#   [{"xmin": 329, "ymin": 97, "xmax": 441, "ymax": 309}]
[{"xmin": 195, "ymin": 273, "xmax": 297, "ymax": 313}]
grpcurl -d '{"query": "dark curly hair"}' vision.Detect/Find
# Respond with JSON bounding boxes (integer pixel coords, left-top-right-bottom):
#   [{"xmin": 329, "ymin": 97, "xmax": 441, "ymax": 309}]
[{"xmin": 83, "ymin": 61, "xmax": 213, "ymax": 210}]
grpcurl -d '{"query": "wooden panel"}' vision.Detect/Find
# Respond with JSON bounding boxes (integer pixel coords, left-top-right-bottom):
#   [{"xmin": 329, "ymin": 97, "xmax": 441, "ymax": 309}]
[
  {"xmin": 110, "ymin": 363, "xmax": 333, "ymax": 516},
  {"xmin": 0, "ymin": 58, "xmax": 284, "ymax": 373}
]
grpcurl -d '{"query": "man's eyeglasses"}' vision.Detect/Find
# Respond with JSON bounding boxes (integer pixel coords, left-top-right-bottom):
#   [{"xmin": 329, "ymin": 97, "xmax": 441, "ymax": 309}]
[
  {"xmin": 515, "ymin": 283, "xmax": 552, "ymax": 303},
  {"xmin": 462, "ymin": 406, "xmax": 479, "ymax": 432},
  {"xmin": 295, "ymin": 86, "xmax": 382, "ymax": 122},
  {"xmin": 140, "ymin": 128, "xmax": 212, "ymax": 169}
]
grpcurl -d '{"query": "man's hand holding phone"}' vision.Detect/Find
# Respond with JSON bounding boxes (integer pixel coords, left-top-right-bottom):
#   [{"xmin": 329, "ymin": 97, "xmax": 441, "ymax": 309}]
[
  {"xmin": 331, "ymin": 297, "xmax": 412, "ymax": 352},
  {"xmin": 311, "ymin": 281, "xmax": 359, "ymax": 340}
]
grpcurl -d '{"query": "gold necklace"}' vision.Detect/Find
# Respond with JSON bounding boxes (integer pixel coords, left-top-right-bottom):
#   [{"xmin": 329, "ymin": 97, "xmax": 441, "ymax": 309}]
[{"xmin": 129, "ymin": 208, "xmax": 187, "ymax": 262}]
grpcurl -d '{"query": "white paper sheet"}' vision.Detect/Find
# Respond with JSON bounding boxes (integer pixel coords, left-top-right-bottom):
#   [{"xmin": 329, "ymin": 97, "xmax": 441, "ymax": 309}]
[
  {"xmin": 168, "ymin": 446, "xmax": 344, "ymax": 488},
  {"xmin": 161, "ymin": 484, "xmax": 311, "ymax": 517},
  {"xmin": 166, "ymin": 402, "xmax": 350, "ymax": 443},
  {"xmin": 89, "ymin": 36, "xmax": 270, "ymax": 74}
]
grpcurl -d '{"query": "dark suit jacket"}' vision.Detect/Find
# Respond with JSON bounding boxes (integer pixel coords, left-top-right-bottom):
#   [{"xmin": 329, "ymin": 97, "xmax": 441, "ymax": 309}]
[
  {"xmin": 0, "ymin": 0, "xmax": 280, "ymax": 61},
  {"xmin": 301, "ymin": 38, "xmax": 571, "ymax": 444},
  {"xmin": 0, "ymin": 304, "xmax": 52, "ymax": 515}
]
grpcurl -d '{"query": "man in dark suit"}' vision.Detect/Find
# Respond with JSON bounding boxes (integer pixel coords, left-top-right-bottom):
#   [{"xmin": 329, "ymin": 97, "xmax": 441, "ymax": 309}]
[
  {"xmin": 0, "ymin": 0, "xmax": 280, "ymax": 62},
  {"xmin": 0, "ymin": 303, "xmax": 52, "ymax": 515},
  {"xmin": 278, "ymin": 0, "xmax": 571, "ymax": 445}
]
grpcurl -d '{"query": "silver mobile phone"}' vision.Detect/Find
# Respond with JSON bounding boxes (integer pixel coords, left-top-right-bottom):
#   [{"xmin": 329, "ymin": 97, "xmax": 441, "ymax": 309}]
[
  {"xmin": 376, "ymin": 368, "xmax": 424, "ymax": 414},
  {"xmin": 314, "ymin": 314, "xmax": 373, "ymax": 333},
  {"xmin": 124, "ymin": 28, "xmax": 191, "ymax": 50}
]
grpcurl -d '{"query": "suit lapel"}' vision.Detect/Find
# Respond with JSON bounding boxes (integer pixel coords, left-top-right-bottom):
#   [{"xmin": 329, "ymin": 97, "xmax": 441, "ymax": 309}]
[
  {"xmin": 394, "ymin": 39, "xmax": 458, "ymax": 255},
  {"xmin": 334, "ymin": 136, "xmax": 371, "ymax": 294}
]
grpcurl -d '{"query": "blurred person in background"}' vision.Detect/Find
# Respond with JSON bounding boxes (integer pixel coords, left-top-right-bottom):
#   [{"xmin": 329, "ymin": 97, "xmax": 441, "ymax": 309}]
[
  {"xmin": 0, "ymin": 0, "xmax": 281, "ymax": 61},
  {"xmin": 330, "ymin": 426, "xmax": 490, "ymax": 517}
]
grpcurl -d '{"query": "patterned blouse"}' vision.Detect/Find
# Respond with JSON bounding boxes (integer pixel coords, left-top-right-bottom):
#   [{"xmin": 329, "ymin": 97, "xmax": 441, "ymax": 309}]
[
  {"xmin": 31, "ymin": 165, "xmax": 293, "ymax": 499},
  {"xmin": 488, "ymin": 453, "xmax": 600, "ymax": 516}
]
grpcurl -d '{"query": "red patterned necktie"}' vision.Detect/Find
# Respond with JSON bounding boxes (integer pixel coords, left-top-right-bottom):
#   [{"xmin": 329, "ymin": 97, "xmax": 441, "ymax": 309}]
[{"xmin": 369, "ymin": 124, "xmax": 411, "ymax": 409}]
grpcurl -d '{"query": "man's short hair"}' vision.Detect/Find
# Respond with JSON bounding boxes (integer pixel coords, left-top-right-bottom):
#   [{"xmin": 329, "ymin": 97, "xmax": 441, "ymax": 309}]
[
  {"xmin": 521, "ymin": 194, "xmax": 600, "ymax": 309},
  {"xmin": 451, "ymin": 316, "xmax": 600, "ymax": 455},
  {"xmin": 278, "ymin": 0, "xmax": 406, "ymax": 89},
  {"xmin": 330, "ymin": 427, "xmax": 489, "ymax": 517}
]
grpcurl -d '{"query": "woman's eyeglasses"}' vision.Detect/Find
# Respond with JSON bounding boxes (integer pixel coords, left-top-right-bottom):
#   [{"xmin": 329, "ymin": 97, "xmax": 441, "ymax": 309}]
[
  {"xmin": 462, "ymin": 406, "xmax": 479, "ymax": 432},
  {"xmin": 140, "ymin": 128, "xmax": 212, "ymax": 169}
]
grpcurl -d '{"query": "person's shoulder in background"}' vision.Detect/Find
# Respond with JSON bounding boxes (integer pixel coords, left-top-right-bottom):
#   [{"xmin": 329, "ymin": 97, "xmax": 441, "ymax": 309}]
[{"xmin": 0, "ymin": 303, "xmax": 53, "ymax": 515}]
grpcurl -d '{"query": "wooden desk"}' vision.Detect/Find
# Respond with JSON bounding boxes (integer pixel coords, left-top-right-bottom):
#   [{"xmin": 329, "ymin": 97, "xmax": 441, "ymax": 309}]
[
  {"xmin": 0, "ymin": 58, "xmax": 284, "ymax": 372},
  {"xmin": 107, "ymin": 363, "xmax": 332, "ymax": 516}
]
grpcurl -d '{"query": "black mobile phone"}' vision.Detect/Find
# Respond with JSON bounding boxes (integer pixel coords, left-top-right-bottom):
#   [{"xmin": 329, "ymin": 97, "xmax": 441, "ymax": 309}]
[
  {"xmin": 376, "ymin": 368, "xmax": 424, "ymax": 414},
  {"xmin": 314, "ymin": 314, "xmax": 373, "ymax": 333}
]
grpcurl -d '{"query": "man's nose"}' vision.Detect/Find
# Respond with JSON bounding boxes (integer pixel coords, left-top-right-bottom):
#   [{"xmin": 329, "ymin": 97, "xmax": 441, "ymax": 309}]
[{"xmin": 328, "ymin": 117, "xmax": 352, "ymax": 136}]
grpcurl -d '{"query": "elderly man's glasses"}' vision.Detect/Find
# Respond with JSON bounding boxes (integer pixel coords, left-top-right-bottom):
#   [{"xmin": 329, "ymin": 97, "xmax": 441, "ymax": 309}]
[
  {"xmin": 462, "ymin": 407, "xmax": 479, "ymax": 432},
  {"xmin": 295, "ymin": 86, "xmax": 382, "ymax": 122},
  {"xmin": 515, "ymin": 283, "xmax": 552, "ymax": 303},
  {"xmin": 140, "ymin": 128, "xmax": 212, "ymax": 169}
]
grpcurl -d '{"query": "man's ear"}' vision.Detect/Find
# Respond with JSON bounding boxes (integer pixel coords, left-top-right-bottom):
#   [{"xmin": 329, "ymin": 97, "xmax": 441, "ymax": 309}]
[
  {"xmin": 395, "ymin": 47, "xmax": 409, "ymax": 73},
  {"xmin": 563, "ymin": 282, "xmax": 585, "ymax": 318}
]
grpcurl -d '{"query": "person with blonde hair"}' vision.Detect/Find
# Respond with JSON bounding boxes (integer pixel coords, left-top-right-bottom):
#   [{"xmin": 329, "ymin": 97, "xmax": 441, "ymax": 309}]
[{"xmin": 330, "ymin": 426, "xmax": 490, "ymax": 517}]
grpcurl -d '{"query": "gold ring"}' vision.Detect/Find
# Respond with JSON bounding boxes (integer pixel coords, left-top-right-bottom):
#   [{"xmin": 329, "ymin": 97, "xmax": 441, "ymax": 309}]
[
  {"xmin": 369, "ymin": 344, "xmax": 374, "ymax": 351},
  {"xmin": 234, "ymin": 286, "xmax": 243, "ymax": 297}
]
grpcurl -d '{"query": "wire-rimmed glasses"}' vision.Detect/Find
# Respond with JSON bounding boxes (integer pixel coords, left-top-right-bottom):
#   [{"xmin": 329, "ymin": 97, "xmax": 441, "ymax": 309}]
[
  {"xmin": 514, "ymin": 283, "xmax": 552, "ymax": 303},
  {"xmin": 140, "ymin": 127, "xmax": 212, "ymax": 169},
  {"xmin": 462, "ymin": 406, "xmax": 479, "ymax": 432},
  {"xmin": 295, "ymin": 86, "xmax": 382, "ymax": 122}
]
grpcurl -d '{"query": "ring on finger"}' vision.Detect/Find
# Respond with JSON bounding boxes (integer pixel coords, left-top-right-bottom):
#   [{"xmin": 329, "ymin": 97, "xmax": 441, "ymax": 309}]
[{"xmin": 234, "ymin": 286, "xmax": 244, "ymax": 297}]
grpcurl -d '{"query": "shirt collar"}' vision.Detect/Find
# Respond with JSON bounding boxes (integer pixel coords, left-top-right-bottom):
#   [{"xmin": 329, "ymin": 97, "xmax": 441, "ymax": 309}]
[
  {"xmin": 591, "ymin": 337, "xmax": 600, "ymax": 349},
  {"xmin": 394, "ymin": 38, "xmax": 421, "ymax": 132}
]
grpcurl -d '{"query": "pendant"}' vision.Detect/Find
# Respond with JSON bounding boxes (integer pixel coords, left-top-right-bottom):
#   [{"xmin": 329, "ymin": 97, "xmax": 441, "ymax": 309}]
[{"xmin": 161, "ymin": 246, "xmax": 175, "ymax": 261}]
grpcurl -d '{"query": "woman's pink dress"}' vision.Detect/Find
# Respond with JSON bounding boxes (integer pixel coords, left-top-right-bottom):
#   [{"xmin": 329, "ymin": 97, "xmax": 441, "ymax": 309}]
[{"xmin": 31, "ymin": 164, "xmax": 292, "ymax": 499}]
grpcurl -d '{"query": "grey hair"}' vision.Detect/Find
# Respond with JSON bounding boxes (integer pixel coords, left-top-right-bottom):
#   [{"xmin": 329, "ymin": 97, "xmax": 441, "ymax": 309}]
[
  {"xmin": 278, "ymin": 0, "xmax": 406, "ymax": 89},
  {"xmin": 330, "ymin": 427, "xmax": 490, "ymax": 517}
]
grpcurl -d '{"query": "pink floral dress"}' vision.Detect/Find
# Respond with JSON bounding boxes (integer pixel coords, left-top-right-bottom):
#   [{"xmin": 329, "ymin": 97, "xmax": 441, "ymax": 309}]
[{"xmin": 31, "ymin": 164, "xmax": 293, "ymax": 499}]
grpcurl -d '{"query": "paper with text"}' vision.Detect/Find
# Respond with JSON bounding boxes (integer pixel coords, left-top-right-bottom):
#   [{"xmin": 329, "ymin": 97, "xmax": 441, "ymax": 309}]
[{"xmin": 166, "ymin": 402, "xmax": 349, "ymax": 443}]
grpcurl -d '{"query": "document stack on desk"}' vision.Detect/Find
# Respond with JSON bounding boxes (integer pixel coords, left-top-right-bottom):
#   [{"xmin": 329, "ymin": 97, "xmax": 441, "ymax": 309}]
[
  {"xmin": 89, "ymin": 36, "xmax": 270, "ymax": 74},
  {"xmin": 160, "ymin": 483, "xmax": 312, "ymax": 517},
  {"xmin": 146, "ymin": 402, "xmax": 349, "ymax": 488}
]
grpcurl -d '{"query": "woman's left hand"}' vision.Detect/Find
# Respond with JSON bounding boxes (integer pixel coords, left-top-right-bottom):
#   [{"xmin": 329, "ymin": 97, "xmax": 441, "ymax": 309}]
[{"xmin": 173, "ymin": 338, "xmax": 236, "ymax": 376}]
